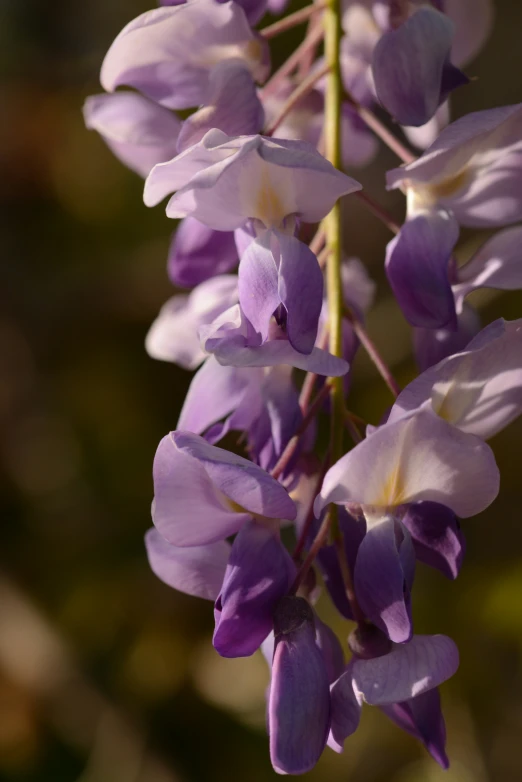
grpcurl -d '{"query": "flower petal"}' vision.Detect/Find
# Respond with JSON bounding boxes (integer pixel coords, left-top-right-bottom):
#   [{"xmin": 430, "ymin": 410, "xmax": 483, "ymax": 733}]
[
  {"xmin": 381, "ymin": 688, "xmax": 449, "ymax": 769},
  {"xmin": 145, "ymin": 275, "xmax": 238, "ymax": 370},
  {"xmin": 391, "ymin": 318, "xmax": 522, "ymax": 440},
  {"xmin": 173, "ymin": 431, "xmax": 297, "ymax": 520},
  {"xmin": 238, "ymin": 233, "xmax": 281, "ymax": 343},
  {"xmin": 402, "ymin": 501, "xmax": 465, "ymax": 580},
  {"xmin": 213, "ymin": 521, "xmax": 295, "ymax": 657},
  {"xmin": 167, "ymin": 218, "xmax": 238, "ymax": 288},
  {"xmin": 385, "ymin": 209, "xmax": 459, "ymax": 329},
  {"xmin": 352, "ymin": 634, "xmax": 459, "ymax": 705},
  {"xmin": 372, "ymin": 8, "xmax": 467, "ymax": 127},
  {"xmin": 454, "ymin": 225, "xmax": 522, "ymax": 304},
  {"xmin": 328, "ymin": 661, "xmax": 362, "ymax": 753},
  {"xmin": 83, "ymin": 92, "xmax": 181, "ymax": 177},
  {"xmin": 354, "ymin": 517, "xmax": 415, "ymax": 643},
  {"xmin": 101, "ymin": 1, "xmax": 267, "ymax": 109},
  {"xmin": 152, "ymin": 432, "xmax": 250, "ymax": 546},
  {"xmin": 212, "ymin": 338, "xmax": 350, "ymax": 376},
  {"xmin": 413, "ymin": 303, "xmax": 481, "ymax": 371},
  {"xmin": 145, "ymin": 527, "xmax": 229, "ymax": 600},
  {"xmin": 177, "ymin": 60, "xmax": 264, "ymax": 152},
  {"xmin": 177, "ymin": 356, "xmax": 262, "ymax": 436},
  {"xmin": 277, "ymin": 232, "xmax": 323, "ymax": 354},
  {"xmin": 315, "ymin": 404, "xmax": 500, "ymax": 518}
]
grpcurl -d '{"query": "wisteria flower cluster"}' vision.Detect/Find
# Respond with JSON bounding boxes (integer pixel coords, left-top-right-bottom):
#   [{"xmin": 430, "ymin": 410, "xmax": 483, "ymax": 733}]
[{"xmin": 85, "ymin": 0, "xmax": 522, "ymax": 774}]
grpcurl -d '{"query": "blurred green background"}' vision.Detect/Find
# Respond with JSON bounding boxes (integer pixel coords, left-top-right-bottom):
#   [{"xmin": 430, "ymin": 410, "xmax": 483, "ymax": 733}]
[{"xmin": 1, "ymin": 1, "xmax": 522, "ymax": 780}]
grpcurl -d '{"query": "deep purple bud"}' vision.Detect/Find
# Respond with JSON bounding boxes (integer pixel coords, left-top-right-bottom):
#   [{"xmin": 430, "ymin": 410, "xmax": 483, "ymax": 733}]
[{"xmin": 269, "ymin": 596, "xmax": 331, "ymax": 774}]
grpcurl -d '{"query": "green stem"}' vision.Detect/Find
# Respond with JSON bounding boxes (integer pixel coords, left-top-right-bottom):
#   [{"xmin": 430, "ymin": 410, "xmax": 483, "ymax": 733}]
[{"xmin": 324, "ymin": 0, "xmax": 344, "ymax": 482}]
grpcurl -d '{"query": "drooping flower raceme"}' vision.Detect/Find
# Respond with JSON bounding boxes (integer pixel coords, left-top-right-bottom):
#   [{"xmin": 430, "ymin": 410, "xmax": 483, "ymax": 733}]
[{"xmin": 88, "ymin": 0, "xmax": 522, "ymax": 775}]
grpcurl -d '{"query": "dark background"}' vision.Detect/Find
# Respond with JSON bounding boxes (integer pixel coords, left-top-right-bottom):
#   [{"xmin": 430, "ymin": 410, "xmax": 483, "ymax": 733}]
[{"xmin": 1, "ymin": 1, "xmax": 522, "ymax": 780}]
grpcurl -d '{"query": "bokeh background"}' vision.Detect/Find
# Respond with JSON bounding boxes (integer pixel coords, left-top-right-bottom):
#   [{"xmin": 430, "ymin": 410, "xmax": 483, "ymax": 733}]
[{"xmin": 1, "ymin": 1, "xmax": 522, "ymax": 780}]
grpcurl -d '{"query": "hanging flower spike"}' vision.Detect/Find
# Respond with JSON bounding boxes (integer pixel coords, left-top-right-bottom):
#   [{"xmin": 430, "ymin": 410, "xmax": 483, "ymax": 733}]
[{"xmin": 101, "ymin": 0, "xmax": 270, "ymax": 110}]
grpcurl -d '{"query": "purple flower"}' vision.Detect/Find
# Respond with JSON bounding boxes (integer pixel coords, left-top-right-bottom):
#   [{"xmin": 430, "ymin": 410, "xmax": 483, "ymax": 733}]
[
  {"xmin": 386, "ymin": 103, "xmax": 522, "ymax": 328},
  {"xmin": 268, "ymin": 597, "xmax": 331, "ymax": 774},
  {"xmin": 146, "ymin": 274, "xmax": 238, "ymax": 370},
  {"xmin": 238, "ymin": 229, "xmax": 324, "ymax": 354},
  {"xmin": 152, "ymin": 431, "xmax": 296, "ymax": 546},
  {"xmin": 101, "ymin": 1, "xmax": 269, "ymax": 110},
  {"xmin": 330, "ymin": 633, "xmax": 459, "ymax": 767},
  {"xmin": 388, "ymin": 103, "xmax": 522, "ymax": 229},
  {"xmin": 199, "ymin": 301, "xmax": 350, "ymax": 375},
  {"xmin": 144, "ymin": 130, "xmax": 361, "ymax": 231},
  {"xmin": 354, "ymin": 514, "xmax": 416, "ymax": 642},
  {"xmin": 315, "ymin": 405, "xmax": 499, "ymax": 639},
  {"xmin": 388, "ymin": 318, "xmax": 522, "ymax": 440},
  {"xmin": 83, "ymin": 92, "xmax": 182, "ymax": 177}
]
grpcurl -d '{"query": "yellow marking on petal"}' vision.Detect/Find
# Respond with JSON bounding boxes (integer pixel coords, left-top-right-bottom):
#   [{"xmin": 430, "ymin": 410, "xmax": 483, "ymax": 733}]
[
  {"xmin": 431, "ymin": 355, "xmax": 478, "ymax": 425},
  {"xmin": 255, "ymin": 168, "xmax": 287, "ymax": 229},
  {"xmin": 226, "ymin": 497, "xmax": 249, "ymax": 514},
  {"xmin": 407, "ymin": 167, "xmax": 471, "ymax": 210},
  {"xmin": 377, "ymin": 462, "xmax": 408, "ymax": 508}
]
